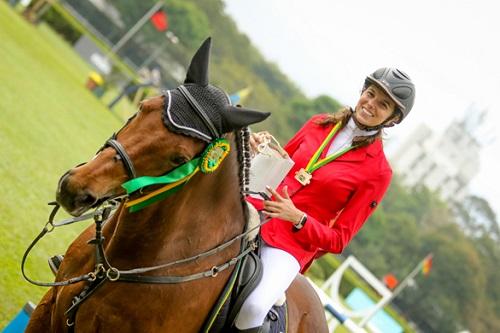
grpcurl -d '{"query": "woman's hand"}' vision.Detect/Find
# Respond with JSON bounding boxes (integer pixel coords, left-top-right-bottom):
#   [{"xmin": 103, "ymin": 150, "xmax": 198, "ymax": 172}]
[
  {"xmin": 249, "ymin": 131, "xmax": 272, "ymax": 156},
  {"xmin": 262, "ymin": 186, "xmax": 304, "ymax": 224}
]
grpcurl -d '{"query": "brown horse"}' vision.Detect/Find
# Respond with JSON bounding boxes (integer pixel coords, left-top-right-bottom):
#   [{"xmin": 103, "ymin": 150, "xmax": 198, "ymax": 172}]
[{"xmin": 25, "ymin": 38, "xmax": 328, "ymax": 333}]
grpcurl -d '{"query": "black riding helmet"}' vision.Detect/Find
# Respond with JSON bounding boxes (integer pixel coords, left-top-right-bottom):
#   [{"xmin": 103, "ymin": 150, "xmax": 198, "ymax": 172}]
[{"xmin": 363, "ymin": 67, "xmax": 415, "ymax": 124}]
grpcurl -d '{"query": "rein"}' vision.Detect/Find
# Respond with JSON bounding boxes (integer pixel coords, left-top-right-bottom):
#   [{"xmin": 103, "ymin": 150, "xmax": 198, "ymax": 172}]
[
  {"xmin": 22, "ymin": 195, "xmax": 270, "ymax": 327},
  {"xmin": 22, "ymin": 195, "xmax": 270, "ymax": 287},
  {"xmin": 21, "ymin": 199, "xmax": 122, "ymax": 288}
]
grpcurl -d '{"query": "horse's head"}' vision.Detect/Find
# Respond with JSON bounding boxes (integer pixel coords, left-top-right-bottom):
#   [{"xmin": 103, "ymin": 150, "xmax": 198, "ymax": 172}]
[{"xmin": 57, "ymin": 38, "xmax": 269, "ymax": 216}]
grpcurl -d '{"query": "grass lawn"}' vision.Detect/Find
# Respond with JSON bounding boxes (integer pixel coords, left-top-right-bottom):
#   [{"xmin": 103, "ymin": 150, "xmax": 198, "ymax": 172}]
[{"xmin": 0, "ymin": 2, "xmax": 134, "ymax": 327}]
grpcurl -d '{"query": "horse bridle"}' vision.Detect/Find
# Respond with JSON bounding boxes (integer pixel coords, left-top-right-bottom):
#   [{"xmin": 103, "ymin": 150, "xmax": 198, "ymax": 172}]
[
  {"xmin": 104, "ymin": 136, "xmax": 137, "ymax": 179},
  {"xmin": 99, "ymin": 113, "xmax": 138, "ymax": 180}
]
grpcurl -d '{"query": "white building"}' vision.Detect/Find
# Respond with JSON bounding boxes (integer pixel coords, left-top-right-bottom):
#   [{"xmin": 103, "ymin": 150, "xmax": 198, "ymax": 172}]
[{"xmin": 390, "ymin": 109, "xmax": 485, "ymax": 203}]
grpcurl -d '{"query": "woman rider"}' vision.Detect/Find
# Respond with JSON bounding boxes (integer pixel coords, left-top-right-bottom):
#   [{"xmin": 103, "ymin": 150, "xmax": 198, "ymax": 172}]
[{"xmin": 234, "ymin": 68, "xmax": 416, "ymax": 332}]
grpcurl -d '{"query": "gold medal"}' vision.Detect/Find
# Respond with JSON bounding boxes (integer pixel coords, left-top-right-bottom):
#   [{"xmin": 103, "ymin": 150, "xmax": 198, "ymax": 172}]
[
  {"xmin": 295, "ymin": 168, "xmax": 312, "ymax": 186},
  {"xmin": 294, "ymin": 122, "xmax": 355, "ymax": 187}
]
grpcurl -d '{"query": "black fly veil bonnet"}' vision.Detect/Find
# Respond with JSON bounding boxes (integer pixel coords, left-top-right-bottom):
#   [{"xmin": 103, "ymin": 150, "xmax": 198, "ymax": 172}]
[{"xmin": 162, "ymin": 37, "xmax": 270, "ymax": 142}]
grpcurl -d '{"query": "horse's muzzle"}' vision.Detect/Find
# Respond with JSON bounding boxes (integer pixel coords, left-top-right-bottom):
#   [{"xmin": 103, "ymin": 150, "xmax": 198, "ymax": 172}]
[{"xmin": 56, "ymin": 170, "xmax": 98, "ymax": 216}]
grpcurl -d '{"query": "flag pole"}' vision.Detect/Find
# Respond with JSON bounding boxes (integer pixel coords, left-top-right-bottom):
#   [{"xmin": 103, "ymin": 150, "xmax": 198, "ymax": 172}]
[
  {"xmin": 108, "ymin": 1, "xmax": 164, "ymax": 57},
  {"xmin": 358, "ymin": 253, "xmax": 433, "ymax": 327}
]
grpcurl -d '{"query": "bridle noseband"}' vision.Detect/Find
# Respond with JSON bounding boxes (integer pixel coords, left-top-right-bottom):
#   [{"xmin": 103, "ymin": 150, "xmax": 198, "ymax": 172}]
[{"xmin": 104, "ymin": 137, "xmax": 137, "ymax": 180}]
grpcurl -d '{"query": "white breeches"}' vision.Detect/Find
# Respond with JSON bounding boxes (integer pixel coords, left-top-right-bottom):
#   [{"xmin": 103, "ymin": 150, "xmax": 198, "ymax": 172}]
[{"xmin": 234, "ymin": 244, "xmax": 300, "ymax": 329}]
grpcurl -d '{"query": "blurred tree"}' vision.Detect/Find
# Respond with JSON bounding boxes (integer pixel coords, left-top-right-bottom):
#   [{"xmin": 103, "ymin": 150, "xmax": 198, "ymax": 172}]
[
  {"xmin": 162, "ymin": 0, "xmax": 210, "ymax": 50},
  {"xmin": 397, "ymin": 225, "xmax": 486, "ymax": 332},
  {"xmin": 289, "ymin": 95, "xmax": 342, "ymax": 129},
  {"xmin": 453, "ymin": 195, "xmax": 499, "ymax": 240}
]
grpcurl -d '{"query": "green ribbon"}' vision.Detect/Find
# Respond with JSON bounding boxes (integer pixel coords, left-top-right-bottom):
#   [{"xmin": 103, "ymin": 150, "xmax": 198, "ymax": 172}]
[
  {"xmin": 121, "ymin": 138, "xmax": 231, "ymax": 212},
  {"xmin": 122, "ymin": 157, "xmax": 201, "ymax": 194}
]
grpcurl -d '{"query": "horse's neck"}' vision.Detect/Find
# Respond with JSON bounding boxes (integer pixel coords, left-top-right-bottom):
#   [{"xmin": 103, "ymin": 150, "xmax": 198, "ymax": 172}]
[{"xmin": 103, "ymin": 158, "xmax": 246, "ymax": 267}]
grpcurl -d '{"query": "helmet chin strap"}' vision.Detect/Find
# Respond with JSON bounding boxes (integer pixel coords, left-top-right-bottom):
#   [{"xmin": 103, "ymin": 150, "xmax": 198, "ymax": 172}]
[{"xmin": 350, "ymin": 108, "xmax": 397, "ymax": 131}]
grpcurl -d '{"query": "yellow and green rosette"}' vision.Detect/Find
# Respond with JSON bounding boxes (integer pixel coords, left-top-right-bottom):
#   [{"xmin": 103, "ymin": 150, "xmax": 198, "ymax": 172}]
[{"xmin": 200, "ymin": 138, "xmax": 231, "ymax": 173}]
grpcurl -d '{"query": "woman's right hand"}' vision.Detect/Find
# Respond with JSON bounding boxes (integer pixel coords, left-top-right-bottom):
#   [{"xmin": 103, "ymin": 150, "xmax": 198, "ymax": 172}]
[{"xmin": 249, "ymin": 131, "xmax": 272, "ymax": 155}]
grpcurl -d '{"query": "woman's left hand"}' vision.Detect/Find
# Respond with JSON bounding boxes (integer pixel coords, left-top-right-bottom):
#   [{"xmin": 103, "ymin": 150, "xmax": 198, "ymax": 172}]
[{"xmin": 263, "ymin": 186, "xmax": 304, "ymax": 224}]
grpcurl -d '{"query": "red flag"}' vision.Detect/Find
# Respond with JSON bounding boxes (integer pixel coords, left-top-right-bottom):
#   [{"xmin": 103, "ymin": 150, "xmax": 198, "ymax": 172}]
[
  {"xmin": 151, "ymin": 10, "xmax": 168, "ymax": 31},
  {"xmin": 383, "ymin": 273, "xmax": 399, "ymax": 290}
]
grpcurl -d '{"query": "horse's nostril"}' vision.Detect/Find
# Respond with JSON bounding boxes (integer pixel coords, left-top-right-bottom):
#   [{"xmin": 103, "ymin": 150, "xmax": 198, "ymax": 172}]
[
  {"xmin": 76, "ymin": 192, "xmax": 97, "ymax": 208},
  {"xmin": 57, "ymin": 171, "xmax": 71, "ymax": 195}
]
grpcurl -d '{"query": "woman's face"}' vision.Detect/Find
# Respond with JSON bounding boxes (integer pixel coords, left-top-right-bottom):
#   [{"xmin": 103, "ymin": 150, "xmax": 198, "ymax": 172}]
[{"xmin": 354, "ymin": 84, "xmax": 397, "ymax": 127}]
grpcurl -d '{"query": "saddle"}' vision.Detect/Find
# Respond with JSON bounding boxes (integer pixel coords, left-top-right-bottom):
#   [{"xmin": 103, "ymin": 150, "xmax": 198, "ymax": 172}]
[
  {"xmin": 201, "ymin": 238, "xmax": 288, "ymax": 333},
  {"xmin": 201, "ymin": 204, "xmax": 288, "ymax": 333}
]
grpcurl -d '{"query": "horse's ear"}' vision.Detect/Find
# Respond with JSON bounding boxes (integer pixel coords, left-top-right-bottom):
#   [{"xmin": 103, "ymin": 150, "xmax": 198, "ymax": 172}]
[
  {"xmin": 184, "ymin": 37, "xmax": 211, "ymax": 86},
  {"xmin": 223, "ymin": 105, "xmax": 271, "ymax": 130}
]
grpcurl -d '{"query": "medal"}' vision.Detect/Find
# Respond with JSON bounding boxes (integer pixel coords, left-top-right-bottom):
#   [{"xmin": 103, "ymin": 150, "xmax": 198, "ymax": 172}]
[
  {"xmin": 295, "ymin": 168, "xmax": 312, "ymax": 186},
  {"xmin": 295, "ymin": 122, "xmax": 356, "ymax": 187}
]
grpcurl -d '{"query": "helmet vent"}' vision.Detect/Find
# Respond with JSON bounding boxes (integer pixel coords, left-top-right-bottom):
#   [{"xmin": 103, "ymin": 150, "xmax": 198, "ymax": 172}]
[
  {"xmin": 393, "ymin": 86, "xmax": 413, "ymax": 100},
  {"xmin": 394, "ymin": 69, "xmax": 410, "ymax": 80}
]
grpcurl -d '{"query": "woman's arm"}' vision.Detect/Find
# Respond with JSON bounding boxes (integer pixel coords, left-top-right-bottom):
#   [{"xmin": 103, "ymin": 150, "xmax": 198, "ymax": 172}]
[{"xmin": 293, "ymin": 169, "xmax": 392, "ymax": 253}]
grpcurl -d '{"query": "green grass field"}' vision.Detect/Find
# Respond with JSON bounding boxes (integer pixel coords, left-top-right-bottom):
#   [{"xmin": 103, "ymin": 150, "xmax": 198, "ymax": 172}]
[{"xmin": 0, "ymin": 2, "xmax": 134, "ymax": 326}]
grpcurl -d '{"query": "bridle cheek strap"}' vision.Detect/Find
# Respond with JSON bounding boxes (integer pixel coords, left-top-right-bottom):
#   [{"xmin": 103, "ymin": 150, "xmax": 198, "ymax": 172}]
[{"xmin": 105, "ymin": 139, "xmax": 137, "ymax": 179}]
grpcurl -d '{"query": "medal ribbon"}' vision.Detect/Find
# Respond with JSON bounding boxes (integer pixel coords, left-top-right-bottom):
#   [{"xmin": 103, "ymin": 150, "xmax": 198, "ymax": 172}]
[{"xmin": 305, "ymin": 122, "xmax": 356, "ymax": 174}]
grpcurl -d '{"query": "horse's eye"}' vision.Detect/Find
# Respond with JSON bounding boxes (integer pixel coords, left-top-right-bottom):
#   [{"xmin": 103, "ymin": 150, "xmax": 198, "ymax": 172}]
[{"xmin": 171, "ymin": 155, "xmax": 188, "ymax": 166}]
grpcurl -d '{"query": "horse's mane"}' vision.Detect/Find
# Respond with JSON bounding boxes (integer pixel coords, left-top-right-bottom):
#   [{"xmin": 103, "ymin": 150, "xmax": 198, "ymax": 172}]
[{"xmin": 235, "ymin": 127, "xmax": 251, "ymax": 225}]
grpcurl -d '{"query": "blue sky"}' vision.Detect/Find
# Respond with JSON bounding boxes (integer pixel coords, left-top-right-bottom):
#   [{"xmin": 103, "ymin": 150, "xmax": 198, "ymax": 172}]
[{"xmin": 225, "ymin": 0, "xmax": 500, "ymax": 218}]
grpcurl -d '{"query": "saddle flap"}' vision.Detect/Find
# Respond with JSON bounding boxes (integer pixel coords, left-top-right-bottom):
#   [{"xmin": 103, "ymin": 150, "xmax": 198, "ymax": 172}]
[{"xmin": 227, "ymin": 251, "xmax": 263, "ymax": 328}]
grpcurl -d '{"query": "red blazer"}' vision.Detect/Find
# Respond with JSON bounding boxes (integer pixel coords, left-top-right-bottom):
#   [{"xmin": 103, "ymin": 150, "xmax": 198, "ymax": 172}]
[{"xmin": 248, "ymin": 114, "xmax": 392, "ymax": 272}]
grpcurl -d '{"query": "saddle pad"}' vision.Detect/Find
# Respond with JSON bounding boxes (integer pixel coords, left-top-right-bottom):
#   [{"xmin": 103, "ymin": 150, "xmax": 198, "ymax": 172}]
[{"xmin": 268, "ymin": 302, "xmax": 287, "ymax": 333}]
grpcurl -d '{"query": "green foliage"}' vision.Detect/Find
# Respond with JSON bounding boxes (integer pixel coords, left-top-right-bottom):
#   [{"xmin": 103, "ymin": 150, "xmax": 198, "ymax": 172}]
[
  {"xmin": 289, "ymin": 95, "xmax": 343, "ymax": 130},
  {"xmin": 36, "ymin": 0, "xmax": 334, "ymax": 142},
  {"xmin": 40, "ymin": 6, "xmax": 81, "ymax": 43},
  {"xmin": 183, "ymin": 0, "xmax": 319, "ymax": 141},
  {"xmin": 343, "ymin": 176, "xmax": 500, "ymax": 332},
  {"xmin": 164, "ymin": 0, "xmax": 211, "ymax": 50}
]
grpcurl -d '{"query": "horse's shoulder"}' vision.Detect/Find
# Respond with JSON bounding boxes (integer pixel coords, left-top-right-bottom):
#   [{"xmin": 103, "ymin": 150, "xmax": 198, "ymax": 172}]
[{"xmin": 58, "ymin": 225, "xmax": 95, "ymax": 277}]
